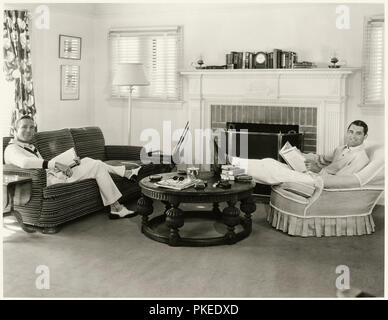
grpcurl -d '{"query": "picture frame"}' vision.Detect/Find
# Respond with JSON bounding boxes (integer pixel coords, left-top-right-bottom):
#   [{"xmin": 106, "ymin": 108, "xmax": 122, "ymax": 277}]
[
  {"xmin": 59, "ymin": 35, "xmax": 82, "ymax": 60},
  {"xmin": 60, "ymin": 65, "xmax": 80, "ymax": 100}
]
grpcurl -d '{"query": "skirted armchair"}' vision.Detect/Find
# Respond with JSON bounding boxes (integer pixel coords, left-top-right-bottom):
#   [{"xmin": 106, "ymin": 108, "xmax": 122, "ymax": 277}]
[
  {"xmin": 267, "ymin": 144, "xmax": 384, "ymax": 237},
  {"xmin": 3, "ymin": 127, "xmax": 171, "ymax": 233}
]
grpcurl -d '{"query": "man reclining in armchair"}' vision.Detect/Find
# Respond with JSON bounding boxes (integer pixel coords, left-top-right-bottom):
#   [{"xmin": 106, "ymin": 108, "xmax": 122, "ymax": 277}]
[
  {"xmin": 4, "ymin": 115, "xmax": 140, "ymax": 219},
  {"xmin": 231, "ymin": 120, "xmax": 370, "ymax": 188}
]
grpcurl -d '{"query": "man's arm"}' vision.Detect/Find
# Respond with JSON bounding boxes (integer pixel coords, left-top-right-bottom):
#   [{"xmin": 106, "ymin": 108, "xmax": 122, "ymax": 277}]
[
  {"xmin": 303, "ymin": 147, "xmax": 337, "ymax": 173},
  {"xmin": 4, "ymin": 145, "xmax": 55, "ymax": 169}
]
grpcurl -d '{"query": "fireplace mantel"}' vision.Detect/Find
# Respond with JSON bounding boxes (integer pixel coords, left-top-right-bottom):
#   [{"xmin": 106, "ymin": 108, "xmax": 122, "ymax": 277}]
[{"xmin": 181, "ymin": 68, "xmax": 359, "ymax": 162}]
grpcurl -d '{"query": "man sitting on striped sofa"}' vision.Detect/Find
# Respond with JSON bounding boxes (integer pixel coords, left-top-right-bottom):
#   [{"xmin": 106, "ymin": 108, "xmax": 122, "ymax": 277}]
[{"xmin": 4, "ymin": 115, "xmax": 139, "ymax": 219}]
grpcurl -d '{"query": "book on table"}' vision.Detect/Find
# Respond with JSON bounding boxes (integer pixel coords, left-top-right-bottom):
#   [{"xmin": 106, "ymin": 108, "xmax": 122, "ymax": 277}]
[
  {"xmin": 155, "ymin": 177, "xmax": 195, "ymax": 190},
  {"xmin": 221, "ymin": 167, "xmax": 245, "ymax": 176},
  {"xmin": 279, "ymin": 141, "xmax": 307, "ymax": 173}
]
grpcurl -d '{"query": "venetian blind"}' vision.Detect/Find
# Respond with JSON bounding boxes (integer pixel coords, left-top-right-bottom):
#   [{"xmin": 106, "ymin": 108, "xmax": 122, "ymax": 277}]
[
  {"xmin": 362, "ymin": 15, "xmax": 384, "ymax": 106},
  {"xmin": 109, "ymin": 27, "xmax": 182, "ymax": 100}
]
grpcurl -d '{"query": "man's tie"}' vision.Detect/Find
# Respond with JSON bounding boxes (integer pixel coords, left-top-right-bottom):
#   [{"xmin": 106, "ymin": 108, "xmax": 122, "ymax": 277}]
[{"xmin": 23, "ymin": 145, "xmax": 40, "ymax": 158}]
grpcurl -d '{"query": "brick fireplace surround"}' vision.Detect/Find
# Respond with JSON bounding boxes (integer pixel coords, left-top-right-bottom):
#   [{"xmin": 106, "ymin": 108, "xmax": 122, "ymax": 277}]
[
  {"xmin": 211, "ymin": 104, "xmax": 317, "ymax": 152},
  {"xmin": 181, "ymin": 68, "xmax": 358, "ymax": 164}
]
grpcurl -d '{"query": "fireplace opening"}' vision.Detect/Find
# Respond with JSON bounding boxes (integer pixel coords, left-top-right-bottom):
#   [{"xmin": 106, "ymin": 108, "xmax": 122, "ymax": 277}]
[{"xmin": 226, "ymin": 122, "xmax": 304, "ymax": 160}]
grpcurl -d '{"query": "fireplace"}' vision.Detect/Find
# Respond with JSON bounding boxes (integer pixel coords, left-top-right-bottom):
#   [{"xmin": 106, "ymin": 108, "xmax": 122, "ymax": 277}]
[
  {"xmin": 181, "ymin": 68, "xmax": 358, "ymax": 162},
  {"xmin": 225, "ymin": 122, "xmax": 304, "ymax": 160},
  {"xmin": 212, "ymin": 104, "xmax": 316, "ymax": 152}
]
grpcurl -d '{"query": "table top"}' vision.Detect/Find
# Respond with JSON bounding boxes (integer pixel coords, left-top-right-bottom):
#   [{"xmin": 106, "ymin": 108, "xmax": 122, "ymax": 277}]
[
  {"xmin": 139, "ymin": 172, "xmax": 255, "ymax": 197},
  {"xmin": 3, "ymin": 174, "xmax": 32, "ymax": 187}
]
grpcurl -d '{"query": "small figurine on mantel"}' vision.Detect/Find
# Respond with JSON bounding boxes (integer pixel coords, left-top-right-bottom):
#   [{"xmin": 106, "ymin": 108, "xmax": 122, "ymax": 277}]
[
  {"xmin": 329, "ymin": 52, "xmax": 341, "ymax": 68},
  {"xmin": 196, "ymin": 57, "xmax": 204, "ymax": 69},
  {"xmin": 191, "ymin": 55, "xmax": 205, "ymax": 69}
]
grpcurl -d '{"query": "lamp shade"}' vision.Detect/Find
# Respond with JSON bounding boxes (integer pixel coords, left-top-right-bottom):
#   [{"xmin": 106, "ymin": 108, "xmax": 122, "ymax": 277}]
[{"xmin": 112, "ymin": 63, "xmax": 149, "ymax": 86}]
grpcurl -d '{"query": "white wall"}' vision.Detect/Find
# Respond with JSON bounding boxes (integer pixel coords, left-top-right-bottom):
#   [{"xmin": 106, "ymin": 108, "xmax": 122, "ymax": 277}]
[
  {"xmin": 3, "ymin": 3, "xmax": 95, "ymax": 132},
  {"xmin": 93, "ymin": 3, "xmax": 384, "ymax": 148},
  {"xmin": 3, "ymin": 3, "xmax": 384, "ymax": 147}
]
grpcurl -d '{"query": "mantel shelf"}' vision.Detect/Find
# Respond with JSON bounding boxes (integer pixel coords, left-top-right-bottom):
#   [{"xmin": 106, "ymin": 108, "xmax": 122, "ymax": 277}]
[{"xmin": 180, "ymin": 68, "xmax": 360, "ymax": 76}]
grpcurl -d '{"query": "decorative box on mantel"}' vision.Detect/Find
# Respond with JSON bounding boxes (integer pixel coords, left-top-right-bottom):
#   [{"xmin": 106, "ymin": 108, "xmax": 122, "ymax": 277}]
[{"xmin": 180, "ymin": 68, "xmax": 359, "ymax": 163}]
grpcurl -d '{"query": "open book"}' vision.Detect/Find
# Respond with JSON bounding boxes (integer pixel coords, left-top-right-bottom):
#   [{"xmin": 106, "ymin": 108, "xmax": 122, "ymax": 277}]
[
  {"xmin": 279, "ymin": 142, "xmax": 307, "ymax": 173},
  {"xmin": 51, "ymin": 148, "xmax": 79, "ymax": 167}
]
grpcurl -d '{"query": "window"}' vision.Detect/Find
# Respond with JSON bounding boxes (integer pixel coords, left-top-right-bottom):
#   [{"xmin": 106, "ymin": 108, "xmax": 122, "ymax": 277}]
[
  {"xmin": 361, "ymin": 15, "xmax": 384, "ymax": 107},
  {"xmin": 109, "ymin": 26, "xmax": 183, "ymax": 100}
]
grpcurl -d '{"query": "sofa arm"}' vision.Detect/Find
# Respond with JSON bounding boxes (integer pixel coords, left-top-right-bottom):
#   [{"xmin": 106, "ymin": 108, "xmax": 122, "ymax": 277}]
[
  {"xmin": 43, "ymin": 178, "xmax": 98, "ymax": 199},
  {"xmin": 3, "ymin": 164, "xmax": 47, "ymax": 186},
  {"xmin": 105, "ymin": 145, "xmax": 143, "ymax": 161}
]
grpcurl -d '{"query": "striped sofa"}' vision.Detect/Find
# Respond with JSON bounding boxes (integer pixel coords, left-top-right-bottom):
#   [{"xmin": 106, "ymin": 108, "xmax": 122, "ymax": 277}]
[{"xmin": 3, "ymin": 126, "xmax": 171, "ymax": 233}]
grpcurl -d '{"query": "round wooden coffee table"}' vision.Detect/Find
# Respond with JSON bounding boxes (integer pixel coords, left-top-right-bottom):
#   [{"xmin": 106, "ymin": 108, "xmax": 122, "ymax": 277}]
[{"xmin": 137, "ymin": 172, "xmax": 256, "ymax": 246}]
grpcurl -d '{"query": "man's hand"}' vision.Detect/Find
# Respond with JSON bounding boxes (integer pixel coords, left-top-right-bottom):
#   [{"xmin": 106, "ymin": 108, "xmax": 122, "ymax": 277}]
[
  {"xmin": 74, "ymin": 156, "xmax": 81, "ymax": 165},
  {"xmin": 55, "ymin": 162, "xmax": 73, "ymax": 177},
  {"xmin": 304, "ymin": 160, "xmax": 321, "ymax": 173}
]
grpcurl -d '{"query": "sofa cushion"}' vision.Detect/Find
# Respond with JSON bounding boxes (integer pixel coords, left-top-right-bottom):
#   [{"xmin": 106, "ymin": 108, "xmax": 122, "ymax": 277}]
[
  {"xmin": 279, "ymin": 181, "xmax": 315, "ymax": 198},
  {"xmin": 34, "ymin": 129, "xmax": 75, "ymax": 160},
  {"xmin": 70, "ymin": 127, "xmax": 106, "ymax": 161}
]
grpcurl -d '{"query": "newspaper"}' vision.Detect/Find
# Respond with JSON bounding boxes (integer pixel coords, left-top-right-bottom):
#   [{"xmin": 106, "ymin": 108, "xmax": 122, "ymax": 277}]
[{"xmin": 279, "ymin": 142, "xmax": 307, "ymax": 173}]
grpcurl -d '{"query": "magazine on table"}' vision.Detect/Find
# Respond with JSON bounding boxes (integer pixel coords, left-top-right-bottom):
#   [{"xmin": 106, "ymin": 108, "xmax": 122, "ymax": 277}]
[
  {"xmin": 155, "ymin": 177, "xmax": 195, "ymax": 190},
  {"xmin": 279, "ymin": 141, "xmax": 307, "ymax": 173}
]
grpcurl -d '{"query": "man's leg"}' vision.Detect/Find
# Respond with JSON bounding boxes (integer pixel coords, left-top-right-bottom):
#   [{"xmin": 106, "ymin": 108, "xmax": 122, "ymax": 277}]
[
  {"xmin": 231, "ymin": 157, "xmax": 315, "ymax": 185},
  {"xmin": 68, "ymin": 158, "xmax": 123, "ymax": 206},
  {"xmin": 82, "ymin": 157, "xmax": 141, "ymax": 180}
]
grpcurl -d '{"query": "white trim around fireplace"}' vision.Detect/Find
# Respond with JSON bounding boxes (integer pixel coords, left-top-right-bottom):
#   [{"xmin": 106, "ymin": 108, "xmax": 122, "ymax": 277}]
[{"xmin": 181, "ymin": 68, "xmax": 359, "ymax": 162}]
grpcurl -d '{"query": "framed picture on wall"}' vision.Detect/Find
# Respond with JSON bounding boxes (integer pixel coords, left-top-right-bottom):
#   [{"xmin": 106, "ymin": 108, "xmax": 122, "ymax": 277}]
[
  {"xmin": 60, "ymin": 65, "xmax": 80, "ymax": 100},
  {"xmin": 59, "ymin": 35, "xmax": 82, "ymax": 59}
]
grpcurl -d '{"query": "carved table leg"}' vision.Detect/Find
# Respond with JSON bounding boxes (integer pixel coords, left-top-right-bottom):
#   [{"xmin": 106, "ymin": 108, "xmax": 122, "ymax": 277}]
[
  {"xmin": 240, "ymin": 196, "xmax": 256, "ymax": 233},
  {"xmin": 212, "ymin": 202, "xmax": 222, "ymax": 219},
  {"xmin": 161, "ymin": 200, "xmax": 171, "ymax": 220},
  {"xmin": 165, "ymin": 200, "xmax": 184, "ymax": 246},
  {"xmin": 136, "ymin": 196, "xmax": 153, "ymax": 232},
  {"xmin": 222, "ymin": 199, "xmax": 240, "ymax": 244}
]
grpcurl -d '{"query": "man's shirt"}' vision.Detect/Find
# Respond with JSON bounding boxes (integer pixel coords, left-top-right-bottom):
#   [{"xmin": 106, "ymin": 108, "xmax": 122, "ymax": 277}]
[
  {"xmin": 318, "ymin": 144, "xmax": 369, "ymax": 176},
  {"xmin": 3, "ymin": 139, "xmax": 67, "ymax": 186},
  {"xmin": 4, "ymin": 139, "xmax": 56, "ymax": 169}
]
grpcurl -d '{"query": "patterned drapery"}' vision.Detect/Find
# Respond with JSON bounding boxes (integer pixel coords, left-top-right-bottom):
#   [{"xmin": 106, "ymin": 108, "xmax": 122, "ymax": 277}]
[{"xmin": 3, "ymin": 10, "xmax": 36, "ymax": 136}]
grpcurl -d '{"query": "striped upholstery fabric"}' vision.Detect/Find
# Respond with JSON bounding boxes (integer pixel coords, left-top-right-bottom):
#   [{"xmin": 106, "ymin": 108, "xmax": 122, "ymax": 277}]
[
  {"xmin": 70, "ymin": 127, "xmax": 106, "ymax": 161},
  {"xmin": 3, "ymin": 136, "xmax": 12, "ymax": 163},
  {"xmin": 40, "ymin": 179, "xmax": 105, "ymax": 227},
  {"xmin": 105, "ymin": 145, "xmax": 143, "ymax": 161},
  {"xmin": 34, "ymin": 129, "xmax": 75, "ymax": 160}
]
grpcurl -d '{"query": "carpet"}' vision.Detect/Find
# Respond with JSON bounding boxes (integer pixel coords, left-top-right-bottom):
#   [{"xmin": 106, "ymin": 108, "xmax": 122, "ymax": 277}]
[{"xmin": 2, "ymin": 201, "xmax": 384, "ymax": 298}]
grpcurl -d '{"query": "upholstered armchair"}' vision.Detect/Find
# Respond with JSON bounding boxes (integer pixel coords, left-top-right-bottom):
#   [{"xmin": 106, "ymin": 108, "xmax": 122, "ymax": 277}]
[{"xmin": 267, "ymin": 144, "xmax": 384, "ymax": 237}]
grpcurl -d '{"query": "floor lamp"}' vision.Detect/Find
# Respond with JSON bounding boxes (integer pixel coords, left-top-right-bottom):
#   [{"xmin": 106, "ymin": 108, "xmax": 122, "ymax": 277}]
[{"xmin": 112, "ymin": 63, "xmax": 149, "ymax": 145}]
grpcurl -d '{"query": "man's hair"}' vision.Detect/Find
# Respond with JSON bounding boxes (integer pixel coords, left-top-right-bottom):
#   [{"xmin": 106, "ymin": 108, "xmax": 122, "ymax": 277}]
[
  {"xmin": 348, "ymin": 120, "xmax": 368, "ymax": 135},
  {"xmin": 15, "ymin": 115, "xmax": 35, "ymax": 128}
]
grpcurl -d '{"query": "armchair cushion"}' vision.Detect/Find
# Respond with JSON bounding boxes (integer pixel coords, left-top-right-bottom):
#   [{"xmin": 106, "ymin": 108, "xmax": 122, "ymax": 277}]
[
  {"xmin": 105, "ymin": 145, "xmax": 143, "ymax": 161},
  {"xmin": 278, "ymin": 181, "xmax": 315, "ymax": 198},
  {"xmin": 70, "ymin": 127, "xmax": 106, "ymax": 161},
  {"xmin": 33, "ymin": 129, "xmax": 75, "ymax": 160}
]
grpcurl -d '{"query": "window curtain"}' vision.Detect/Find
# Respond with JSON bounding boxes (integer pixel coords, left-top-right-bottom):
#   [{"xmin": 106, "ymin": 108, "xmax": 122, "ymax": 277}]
[{"xmin": 3, "ymin": 10, "xmax": 36, "ymax": 136}]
